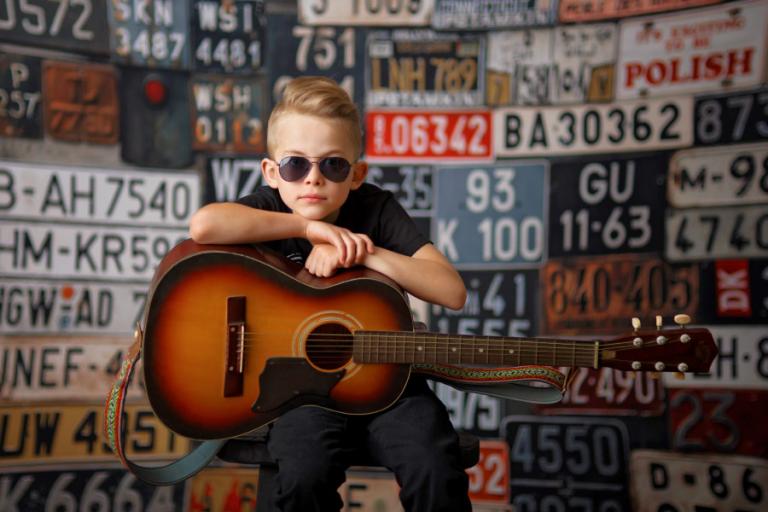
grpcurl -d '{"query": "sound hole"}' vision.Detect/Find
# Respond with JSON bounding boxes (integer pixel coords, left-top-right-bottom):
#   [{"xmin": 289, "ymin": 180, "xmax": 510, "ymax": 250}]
[{"xmin": 306, "ymin": 323, "xmax": 353, "ymax": 370}]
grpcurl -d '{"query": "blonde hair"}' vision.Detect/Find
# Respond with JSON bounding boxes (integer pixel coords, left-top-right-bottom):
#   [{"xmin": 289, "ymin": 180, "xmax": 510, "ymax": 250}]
[{"xmin": 267, "ymin": 76, "xmax": 362, "ymax": 158}]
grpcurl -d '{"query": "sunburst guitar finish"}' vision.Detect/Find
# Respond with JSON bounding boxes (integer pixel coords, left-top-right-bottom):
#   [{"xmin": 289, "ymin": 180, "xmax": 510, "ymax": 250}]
[{"xmin": 142, "ymin": 241, "xmax": 412, "ymax": 440}]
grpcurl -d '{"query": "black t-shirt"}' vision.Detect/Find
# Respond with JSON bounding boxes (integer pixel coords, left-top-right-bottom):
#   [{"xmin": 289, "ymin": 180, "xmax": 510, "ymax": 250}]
[{"xmin": 236, "ymin": 183, "xmax": 429, "ymax": 264}]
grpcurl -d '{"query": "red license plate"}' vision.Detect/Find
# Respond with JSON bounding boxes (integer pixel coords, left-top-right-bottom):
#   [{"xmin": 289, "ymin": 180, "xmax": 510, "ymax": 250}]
[
  {"xmin": 467, "ymin": 440, "xmax": 510, "ymax": 505},
  {"xmin": 365, "ymin": 109, "xmax": 492, "ymax": 163},
  {"xmin": 538, "ymin": 367, "xmax": 665, "ymax": 416},
  {"xmin": 669, "ymin": 388, "xmax": 768, "ymax": 457}
]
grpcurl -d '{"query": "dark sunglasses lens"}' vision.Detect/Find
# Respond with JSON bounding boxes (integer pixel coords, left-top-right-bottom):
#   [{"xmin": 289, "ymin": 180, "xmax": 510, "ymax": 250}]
[
  {"xmin": 319, "ymin": 157, "xmax": 351, "ymax": 182},
  {"xmin": 279, "ymin": 157, "xmax": 311, "ymax": 181}
]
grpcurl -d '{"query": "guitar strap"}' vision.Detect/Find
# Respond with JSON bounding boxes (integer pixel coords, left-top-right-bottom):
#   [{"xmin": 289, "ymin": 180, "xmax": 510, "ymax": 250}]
[{"xmin": 105, "ymin": 331, "xmax": 566, "ymax": 486}]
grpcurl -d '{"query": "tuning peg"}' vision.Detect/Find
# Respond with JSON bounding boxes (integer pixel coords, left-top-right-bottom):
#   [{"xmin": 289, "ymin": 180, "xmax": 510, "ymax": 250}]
[
  {"xmin": 674, "ymin": 314, "xmax": 691, "ymax": 327},
  {"xmin": 677, "ymin": 362, "xmax": 689, "ymax": 372},
  {"xmin": 632, "ymin": 317, "xmax": 641, "ymax": 331},
  {"xmin": 656, "ymin": 315, "xmax": 663, "ymax": 329}
]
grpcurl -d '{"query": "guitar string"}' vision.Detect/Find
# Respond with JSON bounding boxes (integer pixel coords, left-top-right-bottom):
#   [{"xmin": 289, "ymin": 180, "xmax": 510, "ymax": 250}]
[{"xmin": 236, "ymin": 334, "xmax": 680, "ymax": 351}]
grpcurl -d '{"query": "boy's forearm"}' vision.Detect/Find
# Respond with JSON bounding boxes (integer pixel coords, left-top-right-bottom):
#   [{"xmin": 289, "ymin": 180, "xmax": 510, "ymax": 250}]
[
  {"xmin": 363, "ymin": 246, "xmax": 467, "ymax": 310},
  {"xmin": 189, "ymin": 203, "xmax": 308, "ymax": 244}
]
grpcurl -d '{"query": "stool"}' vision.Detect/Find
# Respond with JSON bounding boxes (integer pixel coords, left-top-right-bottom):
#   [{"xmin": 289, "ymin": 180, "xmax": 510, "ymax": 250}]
[{"xmin": 217, "ymin": 426, "xmax": 480, "ymax": 511}]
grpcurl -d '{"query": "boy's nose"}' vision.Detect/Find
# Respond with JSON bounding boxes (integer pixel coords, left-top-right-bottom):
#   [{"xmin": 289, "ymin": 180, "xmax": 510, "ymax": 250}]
[{"xmin": 304, "ymin": 161, "xmax": 325, "ymax": 184}]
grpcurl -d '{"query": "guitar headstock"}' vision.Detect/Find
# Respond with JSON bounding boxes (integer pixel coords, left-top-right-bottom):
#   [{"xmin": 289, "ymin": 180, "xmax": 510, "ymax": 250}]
[{"xmin": 599, "ymin": 315, "xmax": 718, "ymax": 373}]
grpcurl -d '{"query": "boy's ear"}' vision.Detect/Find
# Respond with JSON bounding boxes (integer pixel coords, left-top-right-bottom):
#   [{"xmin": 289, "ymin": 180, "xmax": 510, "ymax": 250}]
[
  {"xmin": 261, "ymin": 158, "xmax": 280, "ymax": 189},
  {"xmin": 350, "ymin": 160, "xmax": 368, "ymax": 190}
]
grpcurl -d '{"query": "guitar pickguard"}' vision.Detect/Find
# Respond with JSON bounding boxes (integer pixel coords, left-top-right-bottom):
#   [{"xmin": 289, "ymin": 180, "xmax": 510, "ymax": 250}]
[{"xmin": 252, "ymin": 357, "xmax": 346, "ymax": 414}]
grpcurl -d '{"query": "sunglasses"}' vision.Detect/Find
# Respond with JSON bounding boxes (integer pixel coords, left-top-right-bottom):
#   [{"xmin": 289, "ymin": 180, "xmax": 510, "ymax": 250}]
[{"xmin": 276, "ymin": 156, "xmax": 352, "ymax": 183}]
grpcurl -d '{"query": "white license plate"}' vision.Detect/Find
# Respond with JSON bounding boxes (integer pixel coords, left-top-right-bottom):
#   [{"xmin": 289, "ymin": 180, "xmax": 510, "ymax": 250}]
[
  {"xmin": 494, "ymin": 97, "xmax": 692, "ymax": 156},
  {"xmin": 0, "ymin": 335, "xmax": 145, "ymax": 401},
  {"xmin": 666, "ymin": 205, "xmax": 768, "ymax": 260},
  {"xmin": 0, "ymin": 159, "xmax": 199, "ymax": 226},
  {"xmin": 298, "ymin": 0, "xmax": 434, "ymax": 26},
  {"xmin": 0, "ymin": 221, "xmax": 186, "ymax": 281},
  {"xmin": 662, "ymin": 326, "xmax": 768, "ymax": 390},
  {"xmin": 631, "ymin": 450, "xmax": 768, "ymax": 512},
  {"xmin": 488, "ymin": 24, "xmax": 617, "ymax": 105},
  {"xmin": 669, "ymin": 143, "xmax": 768, "ymax": 207},
  {"xmin": 0, "ymin": 279, "xmax": 147, "ymax": 334},
  {"xmin": 617, "ymin": 0, "xmax": 768, "ymax": 99}
]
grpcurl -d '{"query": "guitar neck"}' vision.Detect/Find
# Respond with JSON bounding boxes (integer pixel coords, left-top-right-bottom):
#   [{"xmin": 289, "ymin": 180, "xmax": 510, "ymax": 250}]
[{"xmin": 353, "ymin": 331, "xmax": 600, "ymax": 368}]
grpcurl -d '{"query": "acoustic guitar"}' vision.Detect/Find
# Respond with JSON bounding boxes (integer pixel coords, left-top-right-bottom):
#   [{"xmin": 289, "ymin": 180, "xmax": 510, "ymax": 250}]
[{"xmin": 141, "ymin": 240, "xmax": 717, "ymax": 440}]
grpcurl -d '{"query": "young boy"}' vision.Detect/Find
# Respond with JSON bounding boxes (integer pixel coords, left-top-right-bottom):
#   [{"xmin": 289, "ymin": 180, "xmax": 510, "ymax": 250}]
[{"xmin": 189, "ymin": 76, "xmax": 470, "ymax": 511}]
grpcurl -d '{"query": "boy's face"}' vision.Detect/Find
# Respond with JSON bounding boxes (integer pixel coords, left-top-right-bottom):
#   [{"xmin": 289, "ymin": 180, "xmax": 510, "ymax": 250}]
[{"xmin": 262, "ymin": 112, "xmax": 367, "ymax": 223}]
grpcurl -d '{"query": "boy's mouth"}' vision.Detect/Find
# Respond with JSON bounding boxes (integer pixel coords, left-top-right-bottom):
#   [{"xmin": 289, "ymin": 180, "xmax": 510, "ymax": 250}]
[{"xmin": 299, "ymin": 194, "xmax": 325, "ymax": 202}]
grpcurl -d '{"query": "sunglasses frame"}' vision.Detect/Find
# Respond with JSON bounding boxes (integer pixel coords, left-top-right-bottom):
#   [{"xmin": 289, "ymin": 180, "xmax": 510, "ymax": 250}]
[{"xmin": 273, "ymin": 156, "xmax": 353, "ymax": 183}]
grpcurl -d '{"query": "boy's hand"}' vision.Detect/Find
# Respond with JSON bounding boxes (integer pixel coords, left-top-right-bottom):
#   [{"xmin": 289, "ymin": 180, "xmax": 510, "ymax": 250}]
[
  {"xmin": 305, "ymin": 220, "xmax": 374, "ymax": 268},
  {"xmin": 304, "ymin": 244, "xmax": 344, "ymax": 277}
]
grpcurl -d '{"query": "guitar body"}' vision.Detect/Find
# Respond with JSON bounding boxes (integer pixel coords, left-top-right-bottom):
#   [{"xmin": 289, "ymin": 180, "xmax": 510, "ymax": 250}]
[{"xmin": 143, "ymin": 240, "xmax": 413, "ymax": 440}]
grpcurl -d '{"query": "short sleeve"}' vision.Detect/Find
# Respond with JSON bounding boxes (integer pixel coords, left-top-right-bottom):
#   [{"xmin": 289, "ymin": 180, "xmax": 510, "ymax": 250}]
[
  {"xmin": 235, "ymin": 187, "xmax": 288, "ymax": 212},
  {"xmin": 377, "ymin": 193, "xmax": 430, "ymax": 256}
]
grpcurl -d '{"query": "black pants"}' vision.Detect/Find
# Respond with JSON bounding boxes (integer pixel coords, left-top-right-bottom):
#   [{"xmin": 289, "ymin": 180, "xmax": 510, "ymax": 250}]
[{"xmin": 266, "ymin": 377, "xmax": 471, "ymax": 512}]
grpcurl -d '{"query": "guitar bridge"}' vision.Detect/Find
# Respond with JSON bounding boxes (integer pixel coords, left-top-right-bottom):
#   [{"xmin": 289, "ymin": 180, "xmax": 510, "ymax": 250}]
[{"xmin": 224, "ymin": 296, "xmax": 245, "ymax": 397}]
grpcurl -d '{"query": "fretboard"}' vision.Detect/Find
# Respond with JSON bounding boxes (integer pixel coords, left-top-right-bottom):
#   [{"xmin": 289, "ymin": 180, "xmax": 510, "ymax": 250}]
[{"xmin": 353, "ymin": 331, "xmax": 600, "ymax": 368}]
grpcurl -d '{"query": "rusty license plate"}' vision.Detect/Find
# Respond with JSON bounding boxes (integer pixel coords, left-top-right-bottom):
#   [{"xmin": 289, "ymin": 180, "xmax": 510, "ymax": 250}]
[
  {"xmin": 42, "ymin": 61, "xmax": 119, "ymax": 144},
  {"xmin": 543, "ymin": 254, "xmax": 699, "ymax": 335}
]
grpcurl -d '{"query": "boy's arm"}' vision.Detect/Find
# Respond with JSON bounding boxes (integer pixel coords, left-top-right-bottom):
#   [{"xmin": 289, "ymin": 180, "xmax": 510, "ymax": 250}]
[
  {"xmin": 189, "ymin": 202, "xmax": 374, "ymax": 261},
  {"xmin": 363, "ymin": 243, "xmax": 467, "ymax": 310}
]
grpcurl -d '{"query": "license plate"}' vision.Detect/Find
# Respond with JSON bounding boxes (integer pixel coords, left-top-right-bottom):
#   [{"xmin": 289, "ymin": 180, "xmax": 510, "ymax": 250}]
[
  {"xmin": 0, "ymin": 403, "xmax": 188, "ymax": 465},
  {"xmin": 191, "ymin": 0, "xmax": 265, "ymax": 73},
  {"xmin": 542, "ymin": 255, "xmax": 699, "ymax": 335},
  {"xmin": 430, "ymin": 381, "xmax": 502, "ymax": 436},
  {"xmin": 430, "ymin": 269, "xmax": 538, "ymax": 338},
  {"xmin": 0, "ymin": 0, "xmax": 109, "ymax": 54},
  {"xmin": 538, "ymin": 367, "xmax": 665, "ymax": 416},
  {"xmin": 190, "ymin": 75, "xmax": 265, "ymax": 153},
  {"xmin": 617, "ymin": 1, "xmax": 767, "ymax": 99},
  {"xmin": 266, "ymin": 13, "xmax": 366, "ymax": 108},
  {"xmin": 669, "ymin": 143, "xmax": 768, "ymax": 207},
  {"xmin": 204, "ymin": 155, "xmax": 264, "ymax": 203},
  {"xmin": 467, "ymin": 440, "xmax": 510, "ymax": 505},
  {"xmin": 366, "ymin": 164, "xmax": 433, "ymax": 214},
  {"xmin": 298, "ymin": 0, "xmax": 434, "ymax": 26},
  {"xmin": 662, "ymin": 326, "xmax": 767, "ymax": 390},
  {"xmin": 559, "ymin": 0, "xmax": 722, "ymax": 22},
  {"xmin": 0, "ymin": 279, "xmax": 148, "ymax": 334},
  {"xmin": 107, "ymin": 0, "xmax": 191, "ymax": 68},
  {"xmin": 432, "ymin": 0, "xmax": 557, "ymax": 29},
  {"xmin": 669, "ymin": 388, "xmax": 768, "ymax": 457},
  {"xmin": 487, "ymin": 24, "xmax": 617, "ymax": 105},
  {"xmin": 42, "ymin": 61, "xmax": 119, "ymax": 144},
  {"xmin": 0, "ymin": 221, "xmax": 186, "ymax": 281},
  {"xmin": 666, "ymin": 205, "xmax": 768, "ymax": 260},
  {"xmin": 366, "ymin": 30, "xmax": 484, "ymax": 107},
  {"xmin": 698, "ymin": 259, "xmax": 768, "ymax": 323},
  {"xmin": 119, "ymin": 67, "xmax": 194, "ymax": 169},
  {"xmin": 0, "ymin": 465, "xmax": 185, "ymax": 510},
  {"xmin": 494, "ymin": 97, "xmax": 693, "ymax": 157},
  {"xmin": 366, "ymin": 109, "xmax": 492, "ymax": 162},
  {"xmin": 0, "ymin": 159, "xmax": 198, "ymax": 227},
  {"xmin": 694, "ymin": 87, "xmax": 768, "ymax": 146},
  {"xmin": 548, "ymin": 153, "xmax": 667, "ymax": 257},
  {"xmin": 502, "ymin": 415, "xmax": 630, "ymax": 512},
  {"xmin": 188, "ymin": 467, "xmax": 262, "ymax": 510},
  {"xmin": 434, "ymin": 162, "xmax": 546, "ymax": 266},
  {"xmin": 0, "ymin": 53, "xmax": 41, "ymax": 139},
  {"xmin": 0, "ymin": 335, "xmax": 146, "ymax": 400},
  {"xmin": 630, "ymin": 450, "xmax": 768, "ymax": 512}
]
